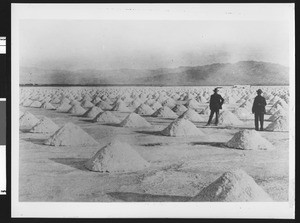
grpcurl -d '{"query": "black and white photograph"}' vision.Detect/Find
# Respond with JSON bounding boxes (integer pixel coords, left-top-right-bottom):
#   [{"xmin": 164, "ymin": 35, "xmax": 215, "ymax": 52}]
[{"xmin": 11, "ymin": 4, "xmax": 295, "ymax": 218}]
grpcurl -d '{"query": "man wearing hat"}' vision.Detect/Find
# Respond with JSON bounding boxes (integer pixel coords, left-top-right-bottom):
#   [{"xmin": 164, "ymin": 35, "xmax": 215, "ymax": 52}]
[
  {"xmin": 206, "ymin": 87, "xmax": 224, "ymax": 126},
  {"xmin": 252, "ymin": 89, "xmax": 267, "ymax": 131}
]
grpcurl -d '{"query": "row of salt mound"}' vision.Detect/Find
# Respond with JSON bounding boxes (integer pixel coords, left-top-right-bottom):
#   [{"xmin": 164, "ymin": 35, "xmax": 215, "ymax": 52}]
[
  {"xmin": 191, "ymin": 169, "xmax": 273, "ymax": 202},
  {"xmin": 226, "ymin": 129, "xmax": 274, "ymax": 150},
  {"xmin": 266, "ymin": 116, "xmax": 288, "ymax": 132},
  {"xmin": 93, "ymin": 111, "xmax": 120, "ymax": 124},
  {"xmin": 161, "ymin": 117, "xmax": 204, "ymax": 137},
  {"xmin": 85, "ymin": 140, "xmax": 150, "ymax": 173},
  {"xmin": 44, "ymin": 122, "xmax": 99, "ymax": 147}
]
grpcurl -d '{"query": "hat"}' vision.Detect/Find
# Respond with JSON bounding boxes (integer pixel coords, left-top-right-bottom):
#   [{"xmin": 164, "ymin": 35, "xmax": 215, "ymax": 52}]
[
  {"xmin": 256, "ymin": 89, "xmax": 263, "ymax": 93},
  {"xmin": 213, "ymin": 87, "xmax": 220, "ymax": 92}
]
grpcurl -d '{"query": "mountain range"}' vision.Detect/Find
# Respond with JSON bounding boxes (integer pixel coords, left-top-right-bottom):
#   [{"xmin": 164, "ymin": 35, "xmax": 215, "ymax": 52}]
[{"xmin": 20, "ymin": 61, "xmax": 289, "ymax": 86}]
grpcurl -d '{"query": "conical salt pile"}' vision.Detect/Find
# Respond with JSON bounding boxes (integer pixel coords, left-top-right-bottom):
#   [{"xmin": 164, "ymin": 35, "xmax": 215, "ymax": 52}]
[
  {"xmin": 68, "ymin": 104, "xmax": 86, "ymax": 116},
  {"xmin": 96, "ymin": 101, "xmax": 112, "ymax": 110},
  {"xmin": 19, "ymin": 112, "xmax": 39, "ymax": 129},
  {"xmin": 232, "ymin": 107, "xmax": 252, "ymax": 119},
  {"xmin": 151, "ymin": 101, "xmax": 162, "ymax": 110},
  {"xmin": 30, "ymin": 116, "xmax": 59, "ymax": 133},
  {"xmin": 152, "ymin": 106, "xmax": 178, "ymax": 119},
  {"xmin": 134, "ymin": 104, "xmax": 155, "ymax": 116},
  {"xmin": 172, "ymin": 104, "xmax": 188, "ymax": 115},
  {"xmin": 30, "ymin": 101, "xmax": 42, "ymax": 108},
  {"xmin": 83, "ymin": 106, "xmax": 103, "ymax": 118},
  {"xmin": 41, "ymin": 102, "xmax": 56, "ymax": 110},
  {"xmin": 111, "ymin": 101, "xmax": 131, "ymax": 112},
  {"xmin": 161, "ymin": 117, "xmax": 204, "ymax": 137},
  {"xmin": 81, "ymin": 100, "xmax": 94, "ymax": 108},
  {"xmin": 85, "ymin": 140, "xmax": 150, "ymax": 173},
  {"xmin": 93, "ymin": 111, "xmax": 120, "ymax": 124},
  {"xmin": 179, "ymin": 109, "xmax": 206, "ymax": 122},
  {"xmin": 191, "ymin": 169, "xmax": 273, "ymax": 202},
  {"xmin": 56, "ymin": 103, "xmax": 72, "ymax": 113},
  {"xmin": 120, "ymin": 113, "xmax": 151, "ymax": 128},
  {"xmin": 268, "ymin": 108, "xmax": 288, "ymax": 122},
  {"xmin": 44, "ymin": 122, "xmax": 99, "ymax": 147},
  {"xmin": 226, "ymin": 129, "xmax": 274, "ymax": 150},
  {"xmin": 213, "ymin": 110, "xmax": 243, "ymax": 126},
  {"xmin": 22, "ymin": 99, "xmax": 33, "ymax": 107},
  {"xmin": 266, "ymin": 116, "xmax": 288, "ymax": 132}
]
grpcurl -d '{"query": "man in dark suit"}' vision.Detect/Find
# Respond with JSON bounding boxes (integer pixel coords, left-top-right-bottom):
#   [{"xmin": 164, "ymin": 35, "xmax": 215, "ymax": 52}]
[
  {"xmin": 206, "ymin": 87, "xmax": 224, "ymax": 126},
  {"xmin": 252, "ymin": 89, "xmax": 267, "ymax": 131}
]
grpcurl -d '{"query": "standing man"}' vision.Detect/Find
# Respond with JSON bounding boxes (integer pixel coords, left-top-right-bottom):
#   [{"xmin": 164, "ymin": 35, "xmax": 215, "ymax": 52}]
[
  {"xmin": 252, "ymin": 89, "xmax": 267, "ymax": 131},
  {"xmin": 206, "ymin": 87, "xmax": 224, "ymax": 126}
]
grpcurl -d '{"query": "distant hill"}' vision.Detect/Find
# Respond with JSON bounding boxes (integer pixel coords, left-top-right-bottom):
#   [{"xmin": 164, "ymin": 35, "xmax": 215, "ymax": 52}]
[{"xmin": 20, "ymin": 61, "xmax": 289, "ymax": 86}]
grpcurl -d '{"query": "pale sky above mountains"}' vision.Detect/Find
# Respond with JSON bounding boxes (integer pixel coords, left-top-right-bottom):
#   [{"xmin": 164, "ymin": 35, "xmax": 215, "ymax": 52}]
[{"xmin": 20, "ymin": 20, "xmax": 290, "ymax": 70}]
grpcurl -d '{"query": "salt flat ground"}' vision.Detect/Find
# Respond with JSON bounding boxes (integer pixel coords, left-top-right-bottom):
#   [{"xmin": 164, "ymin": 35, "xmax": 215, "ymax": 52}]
[{"xmin": 19, "ymin": 92, "xmax": 289, "ymax": 202}]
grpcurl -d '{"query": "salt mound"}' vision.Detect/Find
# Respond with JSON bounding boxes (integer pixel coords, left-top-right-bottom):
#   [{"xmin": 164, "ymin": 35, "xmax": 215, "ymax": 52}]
[
  {"xmin": 151, "ymin": 101, "xmax": 162, "ymax": 110},
  {"xmin": 22, "ymin": 99, "xmax": 33, "ymax": 107},
  {"xmin": 93, "ymin": 111, "xmax": 120, "ymax": 124},
  {"xmin": 134, "ymin": 104, "xmax": 155, "ymax": 115},
  {"xmin": 179, "ymin": 109, "xmax": 206, "ymax": 122},
  {"xmin": 81, "ymin": 100, "xmax": 94, "ymax": 108},
  {"xmin": 30, "ymin": 117, "xmax": 59, "ymax": 133},
  {"xmin": 233, "ymin": 107, "xmax": 252, "ymax": 119},
  {"xmin": 85, "ymin": 140, "xmax": 150, "ymax": 173},
  {"xmin": 266, "ymin": 116, "xmax": 288, "ymax": 132},
  {"xmin": 268, "ymin": 108, "xmax": 288, "ymax": 122},
  {"xmin": 83, "ymin": 106, "xmax": 103, "ymax": 118},
  {"xmin": 19, "ymin": 112, "xmax": 39, "ymax": 129},
  {"xmin": 44, "ymin": 122, "xmax": 99, "ymax": 146},
  {"xmin": 68, "ymin": 104, "xmax": 86, "ymax": 116},
  {"xmin": 161, "ymin": 117, "xmax": 204, "ymax": 137},
  {"xmin": 152, "ymin": 106, "xmax": 178, "ymax": 119},
  {"xmin": 226, "ymin": 129, "xmax": 274, "ymax": 150},
  {"xmin": 172, "ymin": 104, "xmax": 188, "ymax": 115},
  {"xmin": 96, "ymin": 101, "xmax": 112, "ymax": 110},
  {"xmin": 120, "ymin": 113, "xmax": 151, "ymax": 128},
  {"xmin": 56, "ymin": 103, "xmax": 72, "ymax": 113},
  {"xmin": 30, "ymin": 101, "xmax": 42, "ymax": 108},
  {"xmin": 41, "ymin": 102, "xmax": 56, "ymax": 110},
  {"xmin": 213, "ymin": 110, "xmax": 243, "ymax": 126},
  {"xmin": 191, "ymin": 169, "xmax": 273, "ymax": 202},
  {"xmin": 111, "ymin": 101, "xmax": 131, "ymax": 112}
]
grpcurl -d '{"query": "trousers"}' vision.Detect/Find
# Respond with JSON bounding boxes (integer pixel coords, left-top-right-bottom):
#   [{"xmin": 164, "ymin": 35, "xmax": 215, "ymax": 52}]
[
  {"xmin": 254, "ymin": 112, "xmax": 264, "ymax": 130},
  {"xmin": 207, "ymin": 109, "xmax": 219, "ymax": 125}
]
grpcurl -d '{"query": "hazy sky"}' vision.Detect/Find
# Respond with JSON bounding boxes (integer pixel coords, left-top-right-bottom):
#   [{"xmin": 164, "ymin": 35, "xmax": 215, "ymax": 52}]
[{"xmin": 20, "ymin": 20, "xmax": 290, "ymax": 70}]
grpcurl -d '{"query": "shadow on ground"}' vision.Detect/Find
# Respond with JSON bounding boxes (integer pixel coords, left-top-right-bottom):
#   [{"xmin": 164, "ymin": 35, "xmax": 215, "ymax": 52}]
[
  {"xmin": 188, "ymin": 141, "xmax": 226, "ymax": 148},
  {"xmin": 23, "ymin": 138, "xmax": 47, "ymax": 145},
  {"xmin": 49, "ymin": 158, "xmax": 90, "ymax": 172},
  {"xmin": 107, "ymin": 192, "xmax": 191, "ymax": 202},
  {"xmin": 134, "ymin": 130, "xmax": 162, "ymax": 136}
]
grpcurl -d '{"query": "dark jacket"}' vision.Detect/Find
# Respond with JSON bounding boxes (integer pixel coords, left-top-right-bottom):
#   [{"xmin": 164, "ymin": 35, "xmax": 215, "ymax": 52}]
[
  {"xmin": 252, "ymin": 95, "xmax": 267, "ymax": 114},
  {"xmin": 209, "ymin": 93, "xmax": 224, "ymax": 111}
]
